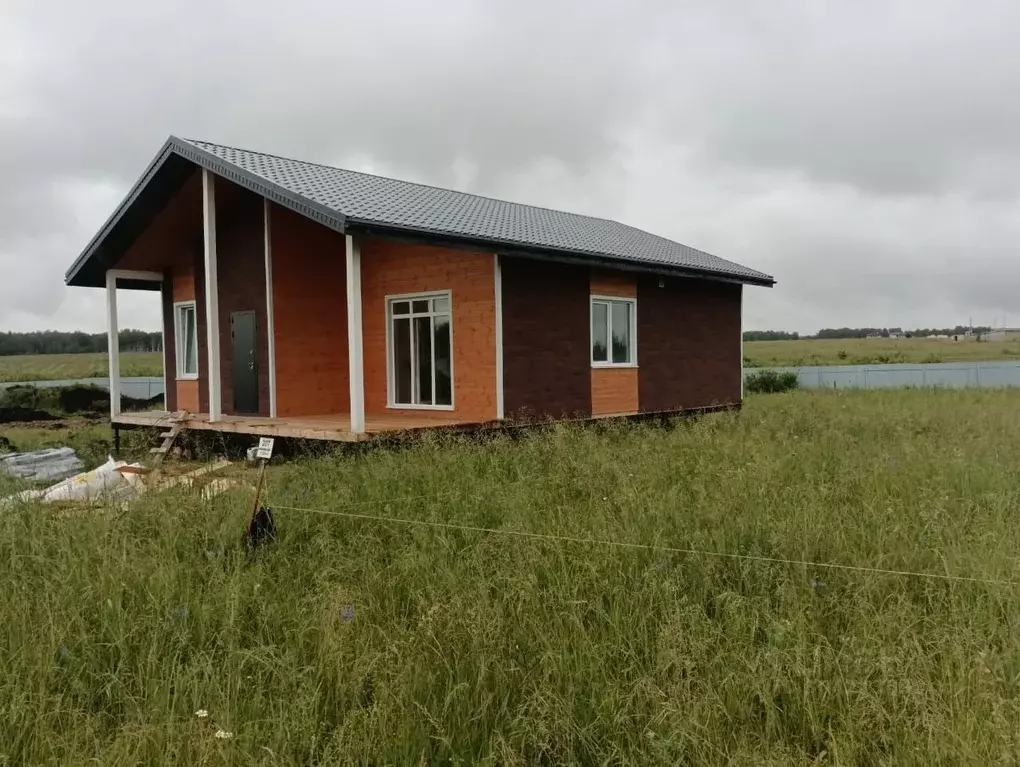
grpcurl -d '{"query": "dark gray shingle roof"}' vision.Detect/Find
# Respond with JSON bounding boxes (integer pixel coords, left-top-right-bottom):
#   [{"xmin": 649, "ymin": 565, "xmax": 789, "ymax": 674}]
[{"xmin": 179, "ymin": 138, "xmax": 773, "ymax": 285}]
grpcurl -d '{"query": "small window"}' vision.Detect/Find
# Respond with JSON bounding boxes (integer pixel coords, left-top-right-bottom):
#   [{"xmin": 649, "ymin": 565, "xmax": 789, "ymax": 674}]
[
  {"xmin": 591, "ymin": 297, "xmax": 636, "ymax": 366},
  {"xmin": 388, "ymin": 293, "xmax": 453, "ymax": 408},
  {"xmin": 174, "ymin": 301, "xmax": 199, "ymax": 379}
]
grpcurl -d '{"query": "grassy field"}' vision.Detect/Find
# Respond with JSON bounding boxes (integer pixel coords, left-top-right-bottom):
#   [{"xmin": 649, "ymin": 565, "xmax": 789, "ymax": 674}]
[
  {"xmin": 0, "ymin": 351, "xmax": 163, "ymax": 382},
  {"xmin": 3, "ymin": 389, "xmax": 1020, "ymax": 763},
  {"xmin": 745, "ymin": 336, "xmax": 1020, "ymax": 367}
]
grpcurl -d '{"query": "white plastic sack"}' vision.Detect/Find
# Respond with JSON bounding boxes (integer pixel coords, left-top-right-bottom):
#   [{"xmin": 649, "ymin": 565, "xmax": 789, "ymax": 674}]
[{"xmin": 39, "ymin": 456, "xmax": 145, "ymax": 502}]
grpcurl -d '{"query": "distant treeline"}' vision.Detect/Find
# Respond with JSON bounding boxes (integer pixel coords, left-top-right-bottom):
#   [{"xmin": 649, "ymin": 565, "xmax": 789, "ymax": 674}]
[
  {"xmin": 0, "ymin": 330, "xmax": 162, "ymax": 356},
  {"xmin": 815, "ymin": 326, "xmax": 991, "ymax": 339},
  {"xmin": 745, "ymin": 327, "xmax": 992, "ymax": 341},
  {"xmin": 743, "ymin": 330, "xmax": 801, "ymax": 341}
]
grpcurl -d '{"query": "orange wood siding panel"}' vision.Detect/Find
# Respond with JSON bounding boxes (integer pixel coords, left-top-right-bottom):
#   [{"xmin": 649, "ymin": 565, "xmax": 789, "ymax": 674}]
[
  {"xmin": 177, "ymin": 381, "xmax": 200, "ymax": 413},
  {"xmin": 269, "ymin": 204, "xmax": 350, "ymax": 417},
  {"xmin": 360, "ymin": 237, "xmax": 497, "ymax": 423},
  {"xmin": 591, "ymin": 368, "xmax": 639, "ymax": 415},
  {"xmin": 590, "ymin": 270, "xmax": 637, "ymax": 298},
  {"xmin": 172, "ymin": 263, "xmax": 199, "ymax": 410},
  {"xmin": 590, "ymin": 270, "xmax": 638, "ymax": 415}
]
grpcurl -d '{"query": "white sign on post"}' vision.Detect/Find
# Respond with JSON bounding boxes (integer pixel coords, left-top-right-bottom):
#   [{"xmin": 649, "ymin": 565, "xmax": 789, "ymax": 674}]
[{"xmin": 255, "ymin": 437, "xmax": 275, "ymax": 460}]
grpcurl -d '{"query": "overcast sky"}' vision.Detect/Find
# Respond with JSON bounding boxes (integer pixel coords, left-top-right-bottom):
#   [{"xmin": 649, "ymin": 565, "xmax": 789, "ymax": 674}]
[{"xmin": 3, "ymin": 0, "xmax": 1020, "ymax": 334}]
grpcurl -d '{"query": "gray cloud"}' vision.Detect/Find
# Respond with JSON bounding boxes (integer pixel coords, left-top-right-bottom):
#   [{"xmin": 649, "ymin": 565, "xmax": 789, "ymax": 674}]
[{"xmin": 2, "ymin": 0, "xmax": 1020, "ymax": 334}]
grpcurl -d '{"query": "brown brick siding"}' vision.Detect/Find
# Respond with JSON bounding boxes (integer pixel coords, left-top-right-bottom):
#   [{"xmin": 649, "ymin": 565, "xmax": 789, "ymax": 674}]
[
  {"xmin": 501, "ymin": 257, "xmax": 591, "ymax": 420},
  {"xmin": 215, "ymin": 183, "xmax": 269, "ymax": 416},
  {"xmin": 360, "ymin": 237, "xmax": 496, "ymax": 422},
  {"xmin": 637, "ymin": 276, "xmax": 741, "ymax": 411},
  {"xmin": 269, "ymin": 204, "xmax": 350, "ymax": 417},
  {"xmin": 116, "ymin": 171, "xmax": 201, "ymax": 272}
]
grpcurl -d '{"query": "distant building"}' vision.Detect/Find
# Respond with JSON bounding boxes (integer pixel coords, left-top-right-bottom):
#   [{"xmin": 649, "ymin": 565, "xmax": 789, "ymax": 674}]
[{"xmin": 985, "ymin": 328, "xmax": 1020, "ymax": 341}]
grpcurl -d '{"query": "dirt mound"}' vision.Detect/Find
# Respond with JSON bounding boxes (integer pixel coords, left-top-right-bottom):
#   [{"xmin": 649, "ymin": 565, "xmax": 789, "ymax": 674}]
[{"xmin": 0, "ymin": 408, "xmax": 59, "ymax": 424}]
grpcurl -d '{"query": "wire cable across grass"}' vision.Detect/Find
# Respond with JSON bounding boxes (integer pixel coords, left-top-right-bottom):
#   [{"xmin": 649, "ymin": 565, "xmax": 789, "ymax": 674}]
[{"xmin": 270, "ymin": 500, "xmax": 1020, "ymax": 588}]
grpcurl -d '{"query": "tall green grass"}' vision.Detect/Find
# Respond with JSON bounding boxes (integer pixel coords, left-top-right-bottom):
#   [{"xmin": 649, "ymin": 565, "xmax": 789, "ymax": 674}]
[{"xmin": 3, "ymin": 389, "xmax": 1020, "ymax": 764}]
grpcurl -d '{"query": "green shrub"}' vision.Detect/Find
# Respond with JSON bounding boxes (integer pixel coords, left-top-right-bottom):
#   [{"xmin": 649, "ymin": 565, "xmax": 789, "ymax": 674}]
[
  {"xmin": 0, "ymin": 385, "xmax": 46, "ymax": 411},
  {"xmin": 745, "ymin": 369, "xmax": 799, "ymax": 394}
]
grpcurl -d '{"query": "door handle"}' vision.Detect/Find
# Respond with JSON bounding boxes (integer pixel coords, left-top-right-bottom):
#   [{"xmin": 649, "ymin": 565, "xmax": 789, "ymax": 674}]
[{"xmin": 249, "ymin": 362, "xmax": 255, "ymax": 371}]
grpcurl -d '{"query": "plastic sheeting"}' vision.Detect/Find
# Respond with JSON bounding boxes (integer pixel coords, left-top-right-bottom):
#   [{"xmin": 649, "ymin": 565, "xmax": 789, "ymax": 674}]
[
  {"xmin": 1, "ymin": 456, "xmax": 146, "ymax": 508},
  {"xmin": 0, "ymin": 447, "xmax": 84, "ymax": 481}
]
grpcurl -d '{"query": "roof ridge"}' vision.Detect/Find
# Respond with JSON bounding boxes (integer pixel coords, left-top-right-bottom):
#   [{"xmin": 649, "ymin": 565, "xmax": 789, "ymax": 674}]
[
  {"xmin": 168, "ymin": 136, "xmax": 773, "ymax": 286},
  {"xmin": 178, "ymin": 136, "xmax": 628, "ymax": 227}
]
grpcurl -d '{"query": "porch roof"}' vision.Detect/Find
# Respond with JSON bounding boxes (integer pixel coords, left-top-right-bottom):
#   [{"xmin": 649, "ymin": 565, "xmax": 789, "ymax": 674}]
[{"xmin": 65, "ymin": 135, "xmax": 776, "ymax": 289}]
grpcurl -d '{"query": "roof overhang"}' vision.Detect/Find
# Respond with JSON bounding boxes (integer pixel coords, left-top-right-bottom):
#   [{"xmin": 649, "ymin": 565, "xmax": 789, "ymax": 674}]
[
  {"xmin": 345, "ymin": 220, "xmax": 776, "ymax": 288},
  {"xmin": 64, "ymin": 136, "xmax": 348, "ymax": 288}
]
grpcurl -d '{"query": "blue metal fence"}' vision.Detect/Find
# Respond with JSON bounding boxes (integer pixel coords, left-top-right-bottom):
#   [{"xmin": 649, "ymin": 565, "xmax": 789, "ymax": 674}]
[
  {"xmin": 745, "ymin": 360, "xmax": 1020, "ymax": 389},
  {"xmin": 0, "ymin": 376, "xmax": 165, "ymax": 400}
]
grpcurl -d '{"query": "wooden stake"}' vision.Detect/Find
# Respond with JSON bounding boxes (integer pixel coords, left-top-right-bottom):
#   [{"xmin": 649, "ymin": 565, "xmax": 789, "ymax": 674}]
[{"xmin": 249, "ymin": 459, "xmax": 267, "ymax": 522}]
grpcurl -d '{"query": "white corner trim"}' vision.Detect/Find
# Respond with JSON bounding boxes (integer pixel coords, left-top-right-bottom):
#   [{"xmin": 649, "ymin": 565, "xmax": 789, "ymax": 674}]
[
  {"xmin": 202, "ymin": 168, "xmax": 222, "ymax": 422},
  {"xmin": 264, "ymin": 199, "xmax": 277, "ymax": 418},
  {"xmin": 494, "ymin": 254, "xmax": 504, "ymax": 419},
  {"xmin": 739, "ymin": 284, "xmax": 744, "ymax": 400},
  {"xmin": 106, "ymin": 271, "xmax": 121, "ymax": 418},
  {"xmin": 346, "ymin": 234, "xmax": 366, "ymax": 434},
  {"xmin": 160, "ymin": 282, "xmax": 168, "ymax": 414}
]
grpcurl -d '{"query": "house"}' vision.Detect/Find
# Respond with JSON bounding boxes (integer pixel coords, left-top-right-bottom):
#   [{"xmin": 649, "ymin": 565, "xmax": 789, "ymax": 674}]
[{"xmin": 64, "ymin": 136, "xmax": 775, "ymax": 442}]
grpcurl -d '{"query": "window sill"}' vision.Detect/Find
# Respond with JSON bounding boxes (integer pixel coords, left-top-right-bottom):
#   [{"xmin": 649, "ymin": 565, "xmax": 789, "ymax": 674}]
[
  {"xmin": 591, "ymin": 363, "xmax": 639, "ymax": 369},
  {"xmin": 176, "ymin": 373, "xmax": 200, "ymax": 381},
  {"xmin": 386, "ymin": 403, "xmax": 456, "ymax": 412}
]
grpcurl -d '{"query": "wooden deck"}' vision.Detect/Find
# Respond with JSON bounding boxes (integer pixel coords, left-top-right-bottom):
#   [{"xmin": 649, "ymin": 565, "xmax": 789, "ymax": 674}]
[{"xmin": 111, "ymin": 410, "xmax": 483, "ymax": 442}]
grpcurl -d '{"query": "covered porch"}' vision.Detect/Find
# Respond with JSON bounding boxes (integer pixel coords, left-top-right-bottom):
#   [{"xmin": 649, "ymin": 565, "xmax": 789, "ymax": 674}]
[
  {"xmin": 93, "ymin": 146, "xmax": 500, "ymax": 444},
  {"xmin": 102, "ymin": 164, "xmax": 372, "ymax": 435}
]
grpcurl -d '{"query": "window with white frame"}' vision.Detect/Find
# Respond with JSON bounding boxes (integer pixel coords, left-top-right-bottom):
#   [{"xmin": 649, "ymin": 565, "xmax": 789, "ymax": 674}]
[
  {"xmin": 174, "ymin": 301, "xmax": 199, "ymax": 379},
  {"xmin": 591, "ymin": 296, "xmax": 636, "ymax": 366},
  {"xmin": 388, "ymin": 293, "xmax": 453, "ymax": 408}
]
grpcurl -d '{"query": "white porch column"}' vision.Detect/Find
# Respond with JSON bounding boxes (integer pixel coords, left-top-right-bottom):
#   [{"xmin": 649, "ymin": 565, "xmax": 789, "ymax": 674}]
[
  {"xmin": 105, "ymin": 269, "xmax": 164, "ymax": 419},
  {"xmin": 346, "ymin": 234, "xmax": 365, "ymax": 434},
  {"xmin": 202, "ymin": 169, "xmax": 222, "ymax": 422},
  {"xmin": 264, "ymin": 199, "xmax": 277, "ymax": 418},
  {"xmin": 106, "ymin": 271, "xmax": 121, "ymax": 418}
]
